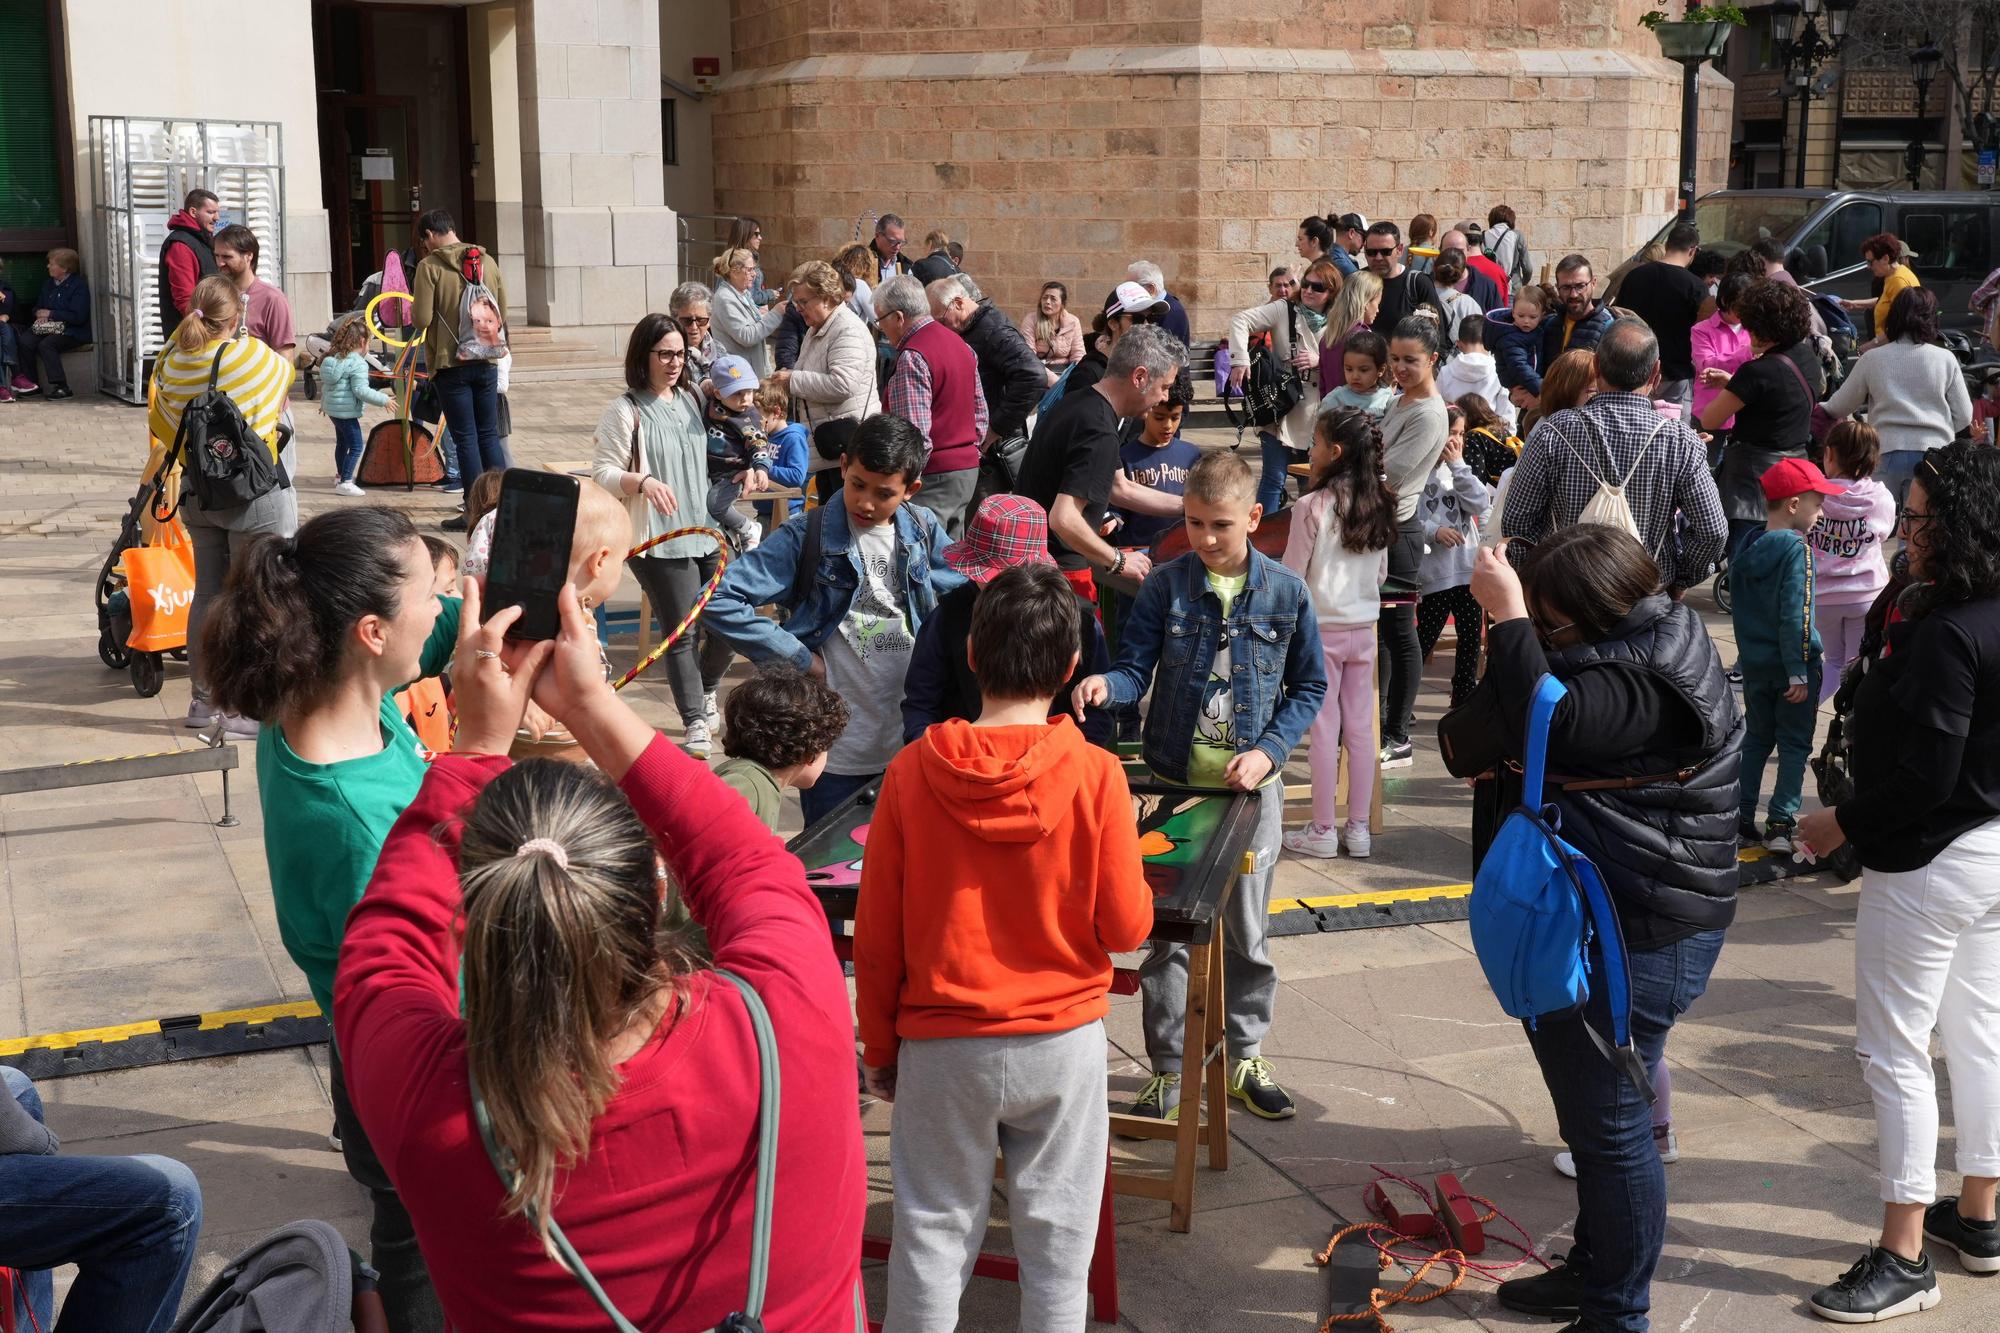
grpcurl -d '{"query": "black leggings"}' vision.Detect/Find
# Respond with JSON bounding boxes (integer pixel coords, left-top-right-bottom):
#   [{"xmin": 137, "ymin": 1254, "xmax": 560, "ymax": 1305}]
[
  {"xmin": 1417, "ymin": 584, "xmax": 1484, "ymax": 708},
  {"xmin": 330, "ymin": 1046, "xmax": 443, "ymax": 1333},
  {"xmin": 627, "ymin": 551, "xmax": 733, "ymax": 720},
  {"xmin": 1377, "ymin": 517, "xmax": 1425, "ymax": 746}
]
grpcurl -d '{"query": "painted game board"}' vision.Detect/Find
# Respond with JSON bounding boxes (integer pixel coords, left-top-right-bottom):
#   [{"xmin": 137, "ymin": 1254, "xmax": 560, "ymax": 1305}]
[{"xmin": 789, "ymin": 774, "xmax": 1257, "ymax": 946}]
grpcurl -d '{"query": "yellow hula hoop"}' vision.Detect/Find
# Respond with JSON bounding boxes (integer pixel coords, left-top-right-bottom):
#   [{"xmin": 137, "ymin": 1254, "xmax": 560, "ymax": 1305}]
[
  {"xmin": 362, "ymin": 291, "xmax": 418, "ymax": 349},
  {"xmin": 611, "ymin": 526, "xmax": 732, "ymax": 692}
]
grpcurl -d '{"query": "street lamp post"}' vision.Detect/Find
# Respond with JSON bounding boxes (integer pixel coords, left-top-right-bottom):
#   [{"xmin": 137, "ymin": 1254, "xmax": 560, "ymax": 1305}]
[
  {"xmin": 1908, "ymin": 37, "xmax": 1943, "ymax": 190},
  {"xmin": 1772, "ymin": 0, "xmax": 1856, "ymax": 189}
]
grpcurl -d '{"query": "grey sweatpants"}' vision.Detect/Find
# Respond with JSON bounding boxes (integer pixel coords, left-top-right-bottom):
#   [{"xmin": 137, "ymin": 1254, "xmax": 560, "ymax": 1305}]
[
  {"xmin": 885, "ymin": 1022, "xmax": 1108, "ymax": 1333},
  {"xmin": 1140, "ymin": 779, "xmax": 1282, "ymax": 1072}
]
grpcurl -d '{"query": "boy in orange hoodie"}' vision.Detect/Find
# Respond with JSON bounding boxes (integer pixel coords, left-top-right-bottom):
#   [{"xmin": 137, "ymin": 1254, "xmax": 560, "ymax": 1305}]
[{"xmin": 855, "ymin": 561, "xmax": 1153, "ymax": 1331}]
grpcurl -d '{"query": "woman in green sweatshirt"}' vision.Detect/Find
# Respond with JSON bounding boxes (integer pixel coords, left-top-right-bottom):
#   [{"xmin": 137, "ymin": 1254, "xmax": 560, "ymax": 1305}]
[{"xmin": 202, "ymin": 504, "xmax": 454, "ymax": 1333}]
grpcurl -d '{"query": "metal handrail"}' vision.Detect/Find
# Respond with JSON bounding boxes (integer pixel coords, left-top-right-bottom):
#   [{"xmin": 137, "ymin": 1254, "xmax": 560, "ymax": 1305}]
[{"xmin": 677, "ymin": 212, "xmax": 741, "ymax": 285}]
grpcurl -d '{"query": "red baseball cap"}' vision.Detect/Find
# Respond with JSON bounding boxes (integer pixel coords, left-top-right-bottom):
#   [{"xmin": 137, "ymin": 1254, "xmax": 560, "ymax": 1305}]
[{"xmin": 1760, "ymin": 457, "xmax": 1843, "ymax": 503}]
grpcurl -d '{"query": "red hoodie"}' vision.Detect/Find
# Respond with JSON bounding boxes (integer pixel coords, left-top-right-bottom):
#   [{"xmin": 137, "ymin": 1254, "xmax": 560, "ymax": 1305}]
[
  {"xmin": 853, "ymin": 717, "xmax": 1153, "ymax": 1066},
  {"xmin": 334, "ymin": 738, "xmax": 865, "ymax": 1331}
]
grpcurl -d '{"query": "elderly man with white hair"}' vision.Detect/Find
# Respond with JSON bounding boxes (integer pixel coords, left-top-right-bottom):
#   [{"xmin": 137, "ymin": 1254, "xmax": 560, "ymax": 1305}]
[
  {"xmin": 928, "ymin": 272, "xmax": 1049, "ymax": 503},
  {"xmin": 1127, "ymin": 259, "xmax": 1191, "ymax": 344},
  {"xmin": 875, "ymin": 273, "xmax": 988, "ymax": 536}
]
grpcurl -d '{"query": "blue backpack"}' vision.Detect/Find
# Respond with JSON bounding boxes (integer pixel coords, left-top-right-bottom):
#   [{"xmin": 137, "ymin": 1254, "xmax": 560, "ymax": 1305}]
[{"xmin": 1469, "ymin": 674, "xmax": 1652, "ymax": 1099}]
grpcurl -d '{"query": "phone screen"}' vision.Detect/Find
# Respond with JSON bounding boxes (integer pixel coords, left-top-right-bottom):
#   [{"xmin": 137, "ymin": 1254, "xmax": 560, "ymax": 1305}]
[{"xmin": 485, "ymin": 470, "xmax": 578, "ymax": 640}]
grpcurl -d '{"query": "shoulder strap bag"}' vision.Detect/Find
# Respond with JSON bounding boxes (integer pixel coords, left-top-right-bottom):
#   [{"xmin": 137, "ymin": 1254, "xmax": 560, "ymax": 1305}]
[{"xmin": 469, "ymin": 967, "xmax": 865, "ymax": 1332}]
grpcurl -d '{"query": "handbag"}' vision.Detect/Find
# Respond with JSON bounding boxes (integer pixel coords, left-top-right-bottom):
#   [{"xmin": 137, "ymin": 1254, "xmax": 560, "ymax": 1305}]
[
  {"xmin": 30, "ymin": 319, "xmax": 64, "ymax": 337},
  {"xmin": 1222, "ymin": 301, "xmax": 1305, "ymax": 432},
  {"xmin": 469, "ymin": 967, "xmax": 865, "ymax": 1332}
]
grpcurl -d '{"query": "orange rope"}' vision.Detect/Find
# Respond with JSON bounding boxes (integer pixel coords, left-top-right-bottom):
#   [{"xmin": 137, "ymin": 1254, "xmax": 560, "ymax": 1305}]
[{"xmin": 1314, "ymin": 1222, "xmax": 1469, "ymax": 1333}]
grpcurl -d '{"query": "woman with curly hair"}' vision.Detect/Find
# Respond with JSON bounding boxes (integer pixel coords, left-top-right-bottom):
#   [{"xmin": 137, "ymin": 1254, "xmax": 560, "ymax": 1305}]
[
  {"xmin": 1822, "ymin": 287, "xmax": 1973, "ymax": 506},
  {"xmin": 1798, "ymin": 442, "xmax": 2000, "ymax": 1322},
  {"xmin": 1844, "ymin": 231, "xmax": 1921, "ymax": 351},
  {"xmin": 1698, "ymin": 278, "xmax": 1823, "ymax": 559}
]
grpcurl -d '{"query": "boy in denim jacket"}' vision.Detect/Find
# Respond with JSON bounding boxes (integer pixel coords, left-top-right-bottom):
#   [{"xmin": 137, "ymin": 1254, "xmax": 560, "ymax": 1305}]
[
  {"xmin": 1075, "ymin": 452, "xmax": 1326, "ymax": 1120},
  {"xmin": 704, "ymin": 412, "xmax": 963, "ymax": 825}
]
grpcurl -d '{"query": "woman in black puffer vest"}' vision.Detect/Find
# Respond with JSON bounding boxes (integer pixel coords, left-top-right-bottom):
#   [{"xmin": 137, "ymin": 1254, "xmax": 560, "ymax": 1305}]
[{"xmin": 1459, "ymin": 525, "xmax": 1741, "ymax": 1333}]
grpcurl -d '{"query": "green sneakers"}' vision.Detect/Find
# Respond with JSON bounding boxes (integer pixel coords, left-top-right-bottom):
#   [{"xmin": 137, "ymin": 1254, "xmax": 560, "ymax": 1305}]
[
  {"xmin": 1120, "ymin": 1072, "xmax": 1181, "ymax": 1132},
  {"xmin": 1229, "ymin": 1056, "xmax": 1296, "ymax": 1119}
]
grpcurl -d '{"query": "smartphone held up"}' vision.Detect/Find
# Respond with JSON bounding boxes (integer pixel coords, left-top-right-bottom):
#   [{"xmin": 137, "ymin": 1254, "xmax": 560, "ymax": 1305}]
[{"xmin": 483, "ymin": 468, "xmax": 578, "ymax": 641}]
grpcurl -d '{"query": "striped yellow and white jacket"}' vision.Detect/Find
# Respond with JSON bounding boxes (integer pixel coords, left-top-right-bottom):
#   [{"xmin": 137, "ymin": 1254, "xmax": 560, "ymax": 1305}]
[{"xmin": 147, "ymin": 336, "xmax": 294, "ymax": 460}]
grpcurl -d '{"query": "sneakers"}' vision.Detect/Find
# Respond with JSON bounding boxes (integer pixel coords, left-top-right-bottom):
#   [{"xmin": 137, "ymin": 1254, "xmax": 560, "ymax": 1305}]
[
  {"xmin": 1497, "ymin": 1253, "xmax": 1586, "ymax": 1317},
  {"xmin": 47, "ymin": 385, "xmax": 73, "ymax": 400},
  {"xmin": 1342, "ymin": 821, "xmax": 1371, "ymax": 859},
  {"xmin": 1282, "ymin": 821, "xmax": 1342, "ymax": 859},
  {"xmin": 440, "ymin": 515, "xmax": 469, "ymax": 532},
  {"xmin": 185, "ymin": 698, "xmax": 219, "ymax": 729},
  {"xmin": 1923, "ymin": 1197, "xmax": 2000, "ymax": 1274},
  {"xmin": 1228, "ymin": 1056, "xmax": 1295, "ymax": 1119},
  {"xmin": 0, "ymin": 386, "xmax": 13, "ymax": 404},
  {"xmin": 434, "ymin": 479, "xmax": 464, "ymax": 494},
  {"xmin": 1119, "ymin": 1072, "xmax": 1181, "ymax": 1132},
  {"xmin": 10, "ymin": 374, "xmax": 37, "ymax": 394},
  {"xmin": 218, "ymin": 713, "xmax": 260, "ymax": 740},
  {"xmin": 1554, "ymin": 1127, "xmax": 1678, "ymax": 1179},
  {"xmin": 1726, "ymin": 663, "xmax": 1744, "ymax": 685},
  {"xmin": 684, "ymin": 717, "xmax": 712, "ymax": 759},
  {"xmin": 1379, "ymin": 739, "xmax": 1414, "ymax": 769},
  {"xmin": 328, "ymin": 1126, "xmax": 343, "ymax": 1153},
  {"xmin": 1809, "ymin": 1247, "xmax": 1940, "ymax": 1322},
  {"xmin": 1765, "ymin": 821, "xmax": 1797, "ymax": 856},
  {"xmin": 703, "ymin": 690, "xmax": 721, "ymax": 730},
  {"xmin": 333, "ymin": 479, "xmax": 365, "ymax": 497}
]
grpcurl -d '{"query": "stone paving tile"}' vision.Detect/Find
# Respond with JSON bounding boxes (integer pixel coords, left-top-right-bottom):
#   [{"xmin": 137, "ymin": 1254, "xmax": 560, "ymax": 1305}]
[{"xmin": 12, "ymin": 390, "xmax": 1987, "ymax": 1331}]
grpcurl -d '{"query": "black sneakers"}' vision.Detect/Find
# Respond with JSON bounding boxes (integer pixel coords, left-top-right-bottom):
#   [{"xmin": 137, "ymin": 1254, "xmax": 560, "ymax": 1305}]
[
  {"xmin": 1924, "ymin": 1197, "xmax": 2000, "ymax": 1275},
  {"xmin": 1497, "ymin": 1253, "xmax": 1585, "ymax": 1317},
  {"xmin": 1809, "ymin": 1247, "xmax": 1941, "ymax": 1323}
]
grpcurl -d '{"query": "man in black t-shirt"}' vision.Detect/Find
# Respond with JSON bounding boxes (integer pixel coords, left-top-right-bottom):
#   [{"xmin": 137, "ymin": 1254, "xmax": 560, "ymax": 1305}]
[
  {"xmin": 1363, "ymin": 222, "xmax": 1448, "ymax": 338},
  {"xmin": 1016, "ymin": 324, "xmax": 1187, "ymax": 599},
  {"xmin": 1615, "ymin": 221, "xmax": 1708, "ymax": 420}
]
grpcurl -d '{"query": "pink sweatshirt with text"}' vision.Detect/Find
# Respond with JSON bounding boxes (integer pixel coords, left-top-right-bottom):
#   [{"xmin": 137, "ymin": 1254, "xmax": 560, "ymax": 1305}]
[{"xmin": 1806, "ymin": 476, "xmax": 1895, "ymax": 606}]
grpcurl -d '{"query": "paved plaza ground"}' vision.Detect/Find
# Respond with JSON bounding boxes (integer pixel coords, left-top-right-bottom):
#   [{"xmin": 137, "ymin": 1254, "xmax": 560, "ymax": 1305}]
[{"xmin": 1, "ymin": 381, "xmax": 1996, "ymax": 1330}]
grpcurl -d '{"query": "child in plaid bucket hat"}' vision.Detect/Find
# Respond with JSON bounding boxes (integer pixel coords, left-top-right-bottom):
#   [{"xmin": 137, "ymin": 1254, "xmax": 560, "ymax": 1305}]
[{"xmin": 901, "ymin": 494, "xmax": 1112, "ymax": 742}]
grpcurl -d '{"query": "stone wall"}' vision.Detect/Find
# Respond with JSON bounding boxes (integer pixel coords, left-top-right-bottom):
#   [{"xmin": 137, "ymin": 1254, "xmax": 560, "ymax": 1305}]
[{"xmin": 711, "ymin": 4, "xmax": 1734, "ymax": 341}]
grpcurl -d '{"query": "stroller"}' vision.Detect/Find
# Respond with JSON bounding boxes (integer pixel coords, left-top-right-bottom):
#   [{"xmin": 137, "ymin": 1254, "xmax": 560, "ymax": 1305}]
[{"xmin": 95, "ymin": 446, "xmax": 194, "ymax": 699}]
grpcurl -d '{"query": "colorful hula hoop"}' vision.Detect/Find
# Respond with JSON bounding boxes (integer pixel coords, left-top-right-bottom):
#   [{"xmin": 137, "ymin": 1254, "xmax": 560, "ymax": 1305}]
[
  {"xmin": 611, "ymin": 526, "xmax": 731, "ymax": 692},
  {"xmin": 362, "ymin": 291, "xmax": 418, "ymax": 349}
]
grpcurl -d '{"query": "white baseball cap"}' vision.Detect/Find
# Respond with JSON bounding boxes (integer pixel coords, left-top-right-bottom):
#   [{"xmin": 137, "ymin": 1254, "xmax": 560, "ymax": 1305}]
[{"xmin": 1106, "ymin": 281, "xmax": 1167, "ymax": 317}]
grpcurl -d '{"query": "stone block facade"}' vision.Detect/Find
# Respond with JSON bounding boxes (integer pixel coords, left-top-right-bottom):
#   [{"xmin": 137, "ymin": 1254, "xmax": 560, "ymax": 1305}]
[
  {"xmin": 516, "ymin": 0, "xmax": 678, "ymax": 354},
  {"xmin": 712, "ymin": 2, "xmax": 1734, "ymax": 341}
]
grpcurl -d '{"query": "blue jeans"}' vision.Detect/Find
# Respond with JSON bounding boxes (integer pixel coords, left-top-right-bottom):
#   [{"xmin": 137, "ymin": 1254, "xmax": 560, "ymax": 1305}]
[
  {"xmin": 432, "ymin": 360, "xmax": 505, "ymax": 485},
  {"xmin": 1526, "ymin": 928, "xmax": 1725, "ymax": 1332},
  {"xmin": 333, "ymin": 415, "xmax": 365, "ymax": 482},
  {"xmin": 1740, "ymin": 667, "xmax": 1819, "ymax": 826},
  {"xmin": 1876, "ymin": 448, "xmax": 1927, "ymax": 509},
  {"xmin": 1256, "ymin": 430, "xmax": 1294, "ymax": 514},
  {"xmin": 798, "ymin": 768, "xmax": 879, "ymax": 828},
  {"xmin": 0, "ymin": 1067, "xmax": 202, "ymax": 1333},
  {"xmin": 0, "ymin": 320, "xmax": 17, "ymax": 376}
]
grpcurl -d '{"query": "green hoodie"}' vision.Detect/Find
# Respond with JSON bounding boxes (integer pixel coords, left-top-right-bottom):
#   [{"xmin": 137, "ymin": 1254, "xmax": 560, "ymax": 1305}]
[{"xmin": 1729, "ymin": 527, "xmax": 1821, "ymax": 682}]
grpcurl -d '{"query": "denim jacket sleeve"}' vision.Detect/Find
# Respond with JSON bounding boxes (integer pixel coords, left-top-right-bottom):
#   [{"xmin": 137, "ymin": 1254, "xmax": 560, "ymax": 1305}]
[
  {"xmin": 1252, "ymin": 576, "xmax": 1329, "ymax": 771},
  {"xmin": 1103, "ymin": 565, "xmax": 1173, "ymax": 707},
  {"xmin": 701, "ymin": 515, "xmax": 814, "ymax": 670}
]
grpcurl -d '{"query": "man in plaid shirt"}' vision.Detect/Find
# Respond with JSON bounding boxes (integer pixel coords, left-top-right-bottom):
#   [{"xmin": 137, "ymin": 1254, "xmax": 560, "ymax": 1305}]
[
  {"xmin": 1499, "ymin": 319, "xmax": 1728, "ymax": 594},
  {"xmin": 874, "ymin": 273, "xmax": 989, "ymax": 537}
]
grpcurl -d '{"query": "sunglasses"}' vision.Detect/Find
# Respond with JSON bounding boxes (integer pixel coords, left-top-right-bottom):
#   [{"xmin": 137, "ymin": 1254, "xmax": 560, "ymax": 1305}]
[
  {"xmin": 1364, "ymin": 247, "xmax": 1396, "ymax": 257},
  {"xmin": 1300, "ymin": 280, "xmax": 1331, "ymax": 294}
]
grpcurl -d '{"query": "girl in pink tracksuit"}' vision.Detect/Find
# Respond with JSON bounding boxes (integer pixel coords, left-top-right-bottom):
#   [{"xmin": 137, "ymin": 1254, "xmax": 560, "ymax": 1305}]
[
  {"xmin": 1280, "ymin": 406, "xmax": 1398, "ymax": 860},
  {"xmin": 1808, "ymin": 421, "xmax": 1896, "ymax": 700}
]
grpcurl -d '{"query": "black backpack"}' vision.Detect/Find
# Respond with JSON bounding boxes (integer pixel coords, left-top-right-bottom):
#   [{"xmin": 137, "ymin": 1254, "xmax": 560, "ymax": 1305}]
[
  {"xmin": 1223, "ymin": 300, "xmax": 1305, "ymax": 432},
  {"xmin": 167, "ymin": 340, "xmax": 291, "ymax": 513}
]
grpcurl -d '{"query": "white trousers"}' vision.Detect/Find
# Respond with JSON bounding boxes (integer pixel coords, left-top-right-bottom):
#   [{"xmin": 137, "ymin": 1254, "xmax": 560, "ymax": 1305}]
[{"xmin": 1856, "ymin": 816, "xmax": 2000, "ymax": 1204}]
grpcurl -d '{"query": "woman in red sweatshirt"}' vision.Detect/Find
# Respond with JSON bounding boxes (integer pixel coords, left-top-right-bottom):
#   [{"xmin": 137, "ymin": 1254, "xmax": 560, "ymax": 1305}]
[{"xmin": 333, "ymin": 583, "xmax": 866, "ymax": 1331}]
